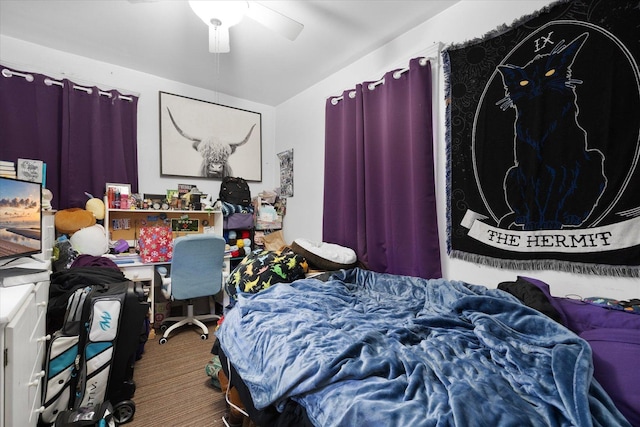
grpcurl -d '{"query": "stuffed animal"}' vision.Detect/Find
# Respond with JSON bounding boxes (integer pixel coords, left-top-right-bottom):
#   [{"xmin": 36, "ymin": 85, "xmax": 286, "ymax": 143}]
[
  {"xmin": 85, "ymin": 192, "xmax": 105, "ymax": 220},
  {"xmin": 69, "ymin": 224, "xmax": 109, "ymax": 256},
  {"xmin": 54, "ymin": 208, "xmax": 96, "ymax": 235}
]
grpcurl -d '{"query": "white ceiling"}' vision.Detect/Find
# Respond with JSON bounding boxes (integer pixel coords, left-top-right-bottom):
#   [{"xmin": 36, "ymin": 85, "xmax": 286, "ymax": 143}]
[{"xmin": 0, "ymin": 0, "xmax": 459, "ymax": 106}]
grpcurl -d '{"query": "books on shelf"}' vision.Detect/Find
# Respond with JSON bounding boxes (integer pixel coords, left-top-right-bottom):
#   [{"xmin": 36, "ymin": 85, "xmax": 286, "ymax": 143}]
[{"xmin": 0, "ymin": 160, "xmax": 17, "ymax": 178}]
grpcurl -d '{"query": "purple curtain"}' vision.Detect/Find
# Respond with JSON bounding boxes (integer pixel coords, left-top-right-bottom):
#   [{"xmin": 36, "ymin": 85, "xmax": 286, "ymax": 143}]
[
  {"xmin": 323, "ymin": 58, "xmax": 441, "ymax": 278},
  {"xmin": 0, "ymin": 65, "xmax": 138, "ymax": 210}
]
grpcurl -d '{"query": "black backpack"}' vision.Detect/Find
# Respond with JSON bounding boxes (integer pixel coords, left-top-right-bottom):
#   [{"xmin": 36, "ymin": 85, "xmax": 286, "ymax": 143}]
[{"xmin": 219, "ymin": 176, "xmax": 251, "ymax": 206}]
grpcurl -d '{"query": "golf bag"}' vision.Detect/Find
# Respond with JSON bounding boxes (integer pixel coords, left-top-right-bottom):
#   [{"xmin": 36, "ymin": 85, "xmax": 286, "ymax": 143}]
[
  {"xmin": 41, "ymin": 281, "xmax": 148, "ymax": 425},
  {"xmin": 53, "ymin": 401, "xmax": 118, "ymax": 427}
]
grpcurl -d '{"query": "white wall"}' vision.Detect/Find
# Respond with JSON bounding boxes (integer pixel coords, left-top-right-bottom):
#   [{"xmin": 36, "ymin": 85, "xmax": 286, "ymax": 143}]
[
  {"xmin": 0, "ymin": 35, "xmax": 279, "ymax": 201},
  {"xmin": 275, "ymin": 0, "xmax": 640, "ymax": 300}
]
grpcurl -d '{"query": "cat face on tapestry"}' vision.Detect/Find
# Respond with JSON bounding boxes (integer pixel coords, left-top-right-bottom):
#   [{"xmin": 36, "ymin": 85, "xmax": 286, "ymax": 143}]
[{"xmin": 496, "ymin": 32, "xmax": 607, "ymax": 231}]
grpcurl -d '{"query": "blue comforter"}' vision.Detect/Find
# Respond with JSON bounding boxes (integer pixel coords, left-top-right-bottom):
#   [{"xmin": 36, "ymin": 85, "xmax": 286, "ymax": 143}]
[{"xmin": 217, "ymin": 268, "xmax": 629, "ymax": 427}]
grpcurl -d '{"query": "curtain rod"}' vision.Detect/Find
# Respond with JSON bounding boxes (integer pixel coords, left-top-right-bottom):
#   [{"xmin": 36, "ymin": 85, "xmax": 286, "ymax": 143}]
[
  {"xmin": 330, "ymin": 56, "xmax": 435, "ymax": 105},
  {"xmin": 328, "ymin": 41, "xmax": 443, "ymax": 105},
  {"xmin": 0, "ymin": 65, "xmax": 137, "ymax": 101}
]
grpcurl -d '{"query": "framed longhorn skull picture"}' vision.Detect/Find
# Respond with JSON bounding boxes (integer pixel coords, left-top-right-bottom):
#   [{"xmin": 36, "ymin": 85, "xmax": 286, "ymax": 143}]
[{"xmin": 159, "ymin": 92, "xmax": 262, "ymax": 181}]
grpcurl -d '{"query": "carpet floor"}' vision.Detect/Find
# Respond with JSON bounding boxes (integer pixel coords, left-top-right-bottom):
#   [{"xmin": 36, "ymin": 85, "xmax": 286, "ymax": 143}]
[{"xmin": 126, "ymin": 326, "xmax": 229, "ymax": 426}]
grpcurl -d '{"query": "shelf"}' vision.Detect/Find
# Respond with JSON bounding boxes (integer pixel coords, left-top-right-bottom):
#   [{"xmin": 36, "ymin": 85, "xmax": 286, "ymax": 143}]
[
  {"xmin": 105, "ymin": 207, "xmax": 225, "ymax": 246},
  {"xmin": 107, "ymin": 208, "xmax": 221, "ymax": 214}
]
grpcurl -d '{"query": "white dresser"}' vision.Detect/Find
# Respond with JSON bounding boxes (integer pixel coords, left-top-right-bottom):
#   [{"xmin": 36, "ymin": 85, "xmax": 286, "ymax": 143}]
[{"xmin": 0, "ymin": 274, "xmax": 50, "ymax": 427}]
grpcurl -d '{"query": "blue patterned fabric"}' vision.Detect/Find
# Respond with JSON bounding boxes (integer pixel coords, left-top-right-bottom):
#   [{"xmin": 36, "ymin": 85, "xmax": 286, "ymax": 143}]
[
  {"xmin": 221, "ymin": 201, "xmax": 254, "ymax": 217},
  {"xmin": 217, "ymin": 268, "xmax": 630, "ymax": 427},
  {"xmin": 224, "ymin": 249, "xmax": 308, "ymax": 301}
]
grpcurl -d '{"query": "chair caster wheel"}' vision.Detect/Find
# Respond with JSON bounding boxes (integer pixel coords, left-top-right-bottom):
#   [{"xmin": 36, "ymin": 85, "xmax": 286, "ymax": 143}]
[
  {"xmin": 159, "ymin": 337, "xmax": 168, "ymax": 345},
  {"xmin": 160, "ymin": 324, "xmax": 168, "ymax": 332},
  {"xmin": 200, "ymin": 333, "xmax": 208, "ymax": 340}
]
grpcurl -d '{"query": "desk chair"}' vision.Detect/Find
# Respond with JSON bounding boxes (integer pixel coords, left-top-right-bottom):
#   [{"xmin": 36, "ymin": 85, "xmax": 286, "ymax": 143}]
[{"xmin": 157, "ymin": 233, "xmax": 226, "ymax": 344}]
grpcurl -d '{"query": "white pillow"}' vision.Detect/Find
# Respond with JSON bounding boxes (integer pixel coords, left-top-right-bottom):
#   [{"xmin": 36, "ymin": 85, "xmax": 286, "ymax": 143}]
[
  {"xmin": 70, "ymin": 224, "xmax": 109, "ymax": 256},
  {"xmin": 292, "ymin": 238, "xmax": 357, "ymax": 270}
]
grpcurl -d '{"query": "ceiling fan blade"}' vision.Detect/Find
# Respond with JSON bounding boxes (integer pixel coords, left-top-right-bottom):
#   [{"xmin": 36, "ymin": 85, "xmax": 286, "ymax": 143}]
[
  {"xmin": 246, "ymin": 2, "xmax": 303, "ymax": 41},
  {"xmin": 209, "ymin": 25, "xmax": 231, "ymax": 53}
]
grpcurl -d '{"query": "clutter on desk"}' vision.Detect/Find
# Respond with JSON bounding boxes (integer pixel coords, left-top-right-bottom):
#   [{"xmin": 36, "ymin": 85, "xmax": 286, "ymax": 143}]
[
  {"xmin": 108, "ymin": 252, "xmax": 142, "ymax": 265},
  {"xmin": 138, "ymin": 225, "xmax": 173, "ymax": 263},
  {"xmin": 223, "ymin": 229, "xmax": 253, "ymax": 258},
  {"xmin": 254, "ymin": 193, "xmax": 285, "ymax": 231},
  {"xmin": 105, "ymin": 182, "xmax": 131, "ymax": 209},
  {"xmin": 103, "ymin": 181, "xmax": 223, "ymax": 212}
]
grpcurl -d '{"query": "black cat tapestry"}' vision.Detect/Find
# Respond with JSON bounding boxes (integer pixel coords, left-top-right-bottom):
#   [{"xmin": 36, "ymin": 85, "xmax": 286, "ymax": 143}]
[{"xmin": 444, "ymin": 0, "xmax": 640, "ymax": 276}]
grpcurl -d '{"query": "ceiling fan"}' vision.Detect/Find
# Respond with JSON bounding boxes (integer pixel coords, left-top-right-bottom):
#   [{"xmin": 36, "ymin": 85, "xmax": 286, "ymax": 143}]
[
  {"xmin": 189, "ymin": 1, "xmax": 304, "ymax": 53},
  {"xmin": 131, "ymin": 1, "xmax": 304, "ymax": 53}
]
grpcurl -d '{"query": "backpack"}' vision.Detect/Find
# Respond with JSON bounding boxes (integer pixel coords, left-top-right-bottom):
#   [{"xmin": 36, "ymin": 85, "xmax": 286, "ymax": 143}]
[{"xmin": 219, "ymin": 177, "xmax": 251, "ymax": 206}]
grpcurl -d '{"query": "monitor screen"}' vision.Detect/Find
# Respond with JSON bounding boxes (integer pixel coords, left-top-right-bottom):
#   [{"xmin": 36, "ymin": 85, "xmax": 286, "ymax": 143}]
[{"xmin": 0, "ymin": 176, "xmax": 43, "ymax": 262}]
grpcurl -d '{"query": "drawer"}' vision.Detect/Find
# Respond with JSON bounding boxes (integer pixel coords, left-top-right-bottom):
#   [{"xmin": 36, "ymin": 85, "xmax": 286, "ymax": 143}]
[
  {"xmin": 34, "ymin": 281, "xmax": 49, "ymax": 321},
  {"xmin": 6, "ymin": 291, "xmax": 39, "ymax": 427},
  {"xmin": 120, "ymin": 264, "xmax": 154, "ymax": 281}
]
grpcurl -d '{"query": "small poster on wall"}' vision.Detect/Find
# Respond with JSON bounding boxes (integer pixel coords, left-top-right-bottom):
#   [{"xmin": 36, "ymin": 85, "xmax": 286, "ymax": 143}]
[{"xmin": 278, "ymin": 149, "xmax": 293, "ymax": 197}]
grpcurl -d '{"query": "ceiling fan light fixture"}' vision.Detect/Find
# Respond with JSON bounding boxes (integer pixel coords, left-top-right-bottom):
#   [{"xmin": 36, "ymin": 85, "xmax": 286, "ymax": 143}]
[{"xmin": 188, "ymin": 1, "xmax": 248, "ymax": 28}]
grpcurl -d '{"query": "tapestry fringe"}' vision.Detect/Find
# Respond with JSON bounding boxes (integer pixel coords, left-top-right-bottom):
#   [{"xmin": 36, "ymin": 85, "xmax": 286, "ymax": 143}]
[
  {"xmin": 443, "ymin": 0, "xmax": 573, "ymax": 52},
  {"xmin": 449, "ymin": 250, "xmax": 640, "ymax": 278},
  {"xmin": 442, "ymin": 50, "xmax": 454, "ymax": 255}
]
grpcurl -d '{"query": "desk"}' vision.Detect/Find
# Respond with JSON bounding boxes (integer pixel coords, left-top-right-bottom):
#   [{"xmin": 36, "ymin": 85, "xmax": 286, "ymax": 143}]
[{"xmin": 105, "ymin": 205, "xmax": 226, "ymax": 325}]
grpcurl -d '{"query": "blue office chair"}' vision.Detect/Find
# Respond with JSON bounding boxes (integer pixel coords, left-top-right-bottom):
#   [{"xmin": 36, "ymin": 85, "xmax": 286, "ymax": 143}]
[{"xmin": 157, "ymin": 233, "xmax": 226, "ymax": 344}]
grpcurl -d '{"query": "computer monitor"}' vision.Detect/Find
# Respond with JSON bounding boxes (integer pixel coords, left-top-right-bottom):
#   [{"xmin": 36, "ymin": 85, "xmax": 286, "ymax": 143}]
[{"xmin": 0, "ymin": 176, "xmax": 43, "ymax": 263}]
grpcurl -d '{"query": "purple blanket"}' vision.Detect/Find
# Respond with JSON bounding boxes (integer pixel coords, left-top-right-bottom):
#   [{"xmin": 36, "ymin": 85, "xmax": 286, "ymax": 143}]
[{"xmin": 518, "ymin": 276, "xmax": 640, "ymax": 426}]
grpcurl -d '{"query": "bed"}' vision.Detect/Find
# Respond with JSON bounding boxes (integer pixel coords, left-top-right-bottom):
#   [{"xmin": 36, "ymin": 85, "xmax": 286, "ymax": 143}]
[{"xmin": 215, "ymin": 268, "xmax": 636, "ymax": 426}]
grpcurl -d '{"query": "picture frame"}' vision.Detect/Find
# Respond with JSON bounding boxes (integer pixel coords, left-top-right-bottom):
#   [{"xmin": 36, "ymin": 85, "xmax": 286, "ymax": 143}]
[
  {"xmin": 159, "ymin": 91, "xmax": 262, "ymax": 181},
  {"xmin": 17, "ymin": 158, "xmax": 45, "ymax": 184},
  {"xmin": 106, "ymin": 183, "xmax": 131, "ymax": 196},
  {"xmin": 166, "ymin": 189, "xmax": 179, "ymax": 201}
]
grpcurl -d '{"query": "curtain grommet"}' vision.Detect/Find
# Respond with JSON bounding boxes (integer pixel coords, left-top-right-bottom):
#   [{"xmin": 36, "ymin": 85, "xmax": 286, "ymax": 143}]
[{"xmin": 2, "ymin": 68, "xmax": 34, "ymax": 82}]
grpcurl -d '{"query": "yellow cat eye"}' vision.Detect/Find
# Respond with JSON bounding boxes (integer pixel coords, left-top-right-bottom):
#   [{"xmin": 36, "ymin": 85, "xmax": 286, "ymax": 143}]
[
  {"xmin": 519, "ymin": 80, "xmax": 529, "ymax": 86},
  {"xmin": 545, "ymin": 69, "xmax": 555, "ymax": 77}
]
